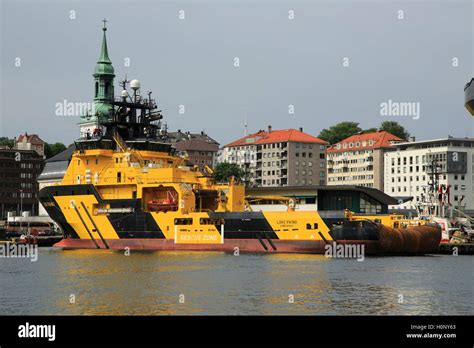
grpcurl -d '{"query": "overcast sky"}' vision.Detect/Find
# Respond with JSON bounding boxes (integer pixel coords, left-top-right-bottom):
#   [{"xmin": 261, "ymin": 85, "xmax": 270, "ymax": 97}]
[{"xmin": 1, "ymin": 0, "xmax": 473, "ymax": 145}]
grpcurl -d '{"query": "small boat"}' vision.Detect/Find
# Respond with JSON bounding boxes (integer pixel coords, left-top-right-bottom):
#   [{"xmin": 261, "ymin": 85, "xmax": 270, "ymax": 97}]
[{"xmin": 464, "ymin": 78, "xmax": 474, "ymax": 116}]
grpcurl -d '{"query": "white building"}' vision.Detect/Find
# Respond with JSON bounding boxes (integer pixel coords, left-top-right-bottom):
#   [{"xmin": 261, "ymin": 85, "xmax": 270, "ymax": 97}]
[
  {"xmin": 37, "ymin": 147, "xmax": 74, "ymax": 216},
  {"xmin": 218, "ymin": 144, "xmax": 258, "ymax": 186},
  {"xmin": 384, "ymin": 137, "xmax": 474, "ymax": 212}
]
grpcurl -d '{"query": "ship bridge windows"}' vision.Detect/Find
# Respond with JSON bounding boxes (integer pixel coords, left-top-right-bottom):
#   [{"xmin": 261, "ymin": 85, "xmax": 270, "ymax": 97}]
[
  {"xmin": 306, "ymin": 223, "xmax": 318, "ymax": 230},
  {"xmin": 144, "ymin": 186, "xmax": 178, "ymax": 213}
]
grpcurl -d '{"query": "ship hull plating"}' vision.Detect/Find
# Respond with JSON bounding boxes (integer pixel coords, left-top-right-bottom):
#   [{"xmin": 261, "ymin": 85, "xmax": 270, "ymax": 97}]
[
  {"xmin": 40, "ymin": 185, "xmax": 441, "ymax": 255},
  {"xmin": 54, "ymin": 238, "xmax": 331, "ymax": 253}
]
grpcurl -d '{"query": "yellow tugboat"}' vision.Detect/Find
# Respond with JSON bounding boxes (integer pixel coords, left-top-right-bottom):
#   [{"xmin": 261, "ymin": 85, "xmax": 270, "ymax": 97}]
[{"xmin": 39, "ymin": 22, "xmax": 440, "ymax": 254}]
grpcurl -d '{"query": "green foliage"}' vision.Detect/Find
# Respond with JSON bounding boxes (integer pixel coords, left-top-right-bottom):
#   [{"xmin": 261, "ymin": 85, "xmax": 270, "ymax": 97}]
[
  {"xmin": 213, "ymin": 162, "xmax": 244, "ymax": 183},
  {"xmin": 45, "ymin": 142, "xmax": 67, "ymax": 159},
  {"xmin": 318, "ymin": 122, "xmax": 362, "ymax": 144},
  {"xmin": 363, "ymin": 127, "xmax": 378, "ymax": 134},
  {"xmin": 318, "ymin": 121, "xmax": 411, "ymax": 144},
  {"xmin": 379, "ymin": 121, "xmax": 410, "ymax": 141},
  {"xmin": 0, "ymin": 137, "xmax": 14, "ymax": 148}
]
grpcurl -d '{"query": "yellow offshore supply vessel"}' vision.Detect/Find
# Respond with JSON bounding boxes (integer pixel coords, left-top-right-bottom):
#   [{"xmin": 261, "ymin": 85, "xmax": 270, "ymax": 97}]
[{"xmin": 38, "ymin": 22, "xmax": 441, "ymax": 254}]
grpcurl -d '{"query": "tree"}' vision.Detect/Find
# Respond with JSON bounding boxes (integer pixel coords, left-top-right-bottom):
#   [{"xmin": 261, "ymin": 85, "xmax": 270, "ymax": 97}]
[
  {"xmin": 213, "ymin": 162, "xmax": 244, "ymax": 183},
  {"xmin": 379, "ymin": 121, "xmax": 410, "ymax": 141},
  {"xmin": 0, "ymin": 137, "xmax": 14, "ymax": 148},
  {"xmin": 363, "ymin": 127, "xmax": 378, "ymax": 134},
  {"xmin": 318, "ymin": 122, "xmax": 362, "ymax": 144},
  {"xmin": 45, "ymin": 142, "xmax": 67, "ymax": 159}
]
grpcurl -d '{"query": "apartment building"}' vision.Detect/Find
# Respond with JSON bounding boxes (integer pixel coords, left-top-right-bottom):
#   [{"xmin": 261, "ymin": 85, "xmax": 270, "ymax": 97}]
[
  {"xmin": 0, "ymin": 147, "xmax": 44, "ymax": 219},
  {"xmin": 220, "ymin": 126, "xmax": 328, "ymax": 187},
  {"xmin": 167, "ymin": 130, "xmax": 220, "ymax": 170},
  {"xmin": 384, "ymin": 137, "xmax": 474, "ymax": 211},
  {"xmin": 327, "ymin": 131, "xmax": 402, "ymax": 189},
  {"xmin": 0, "ymin": 134, "xmax": 47, "ymax": 218}
]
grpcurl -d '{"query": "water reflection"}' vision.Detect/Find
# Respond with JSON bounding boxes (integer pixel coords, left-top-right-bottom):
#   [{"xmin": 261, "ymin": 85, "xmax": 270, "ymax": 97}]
[{"xmin": 0, "ymin": 249, "xmax": 471, "ymax": 315}]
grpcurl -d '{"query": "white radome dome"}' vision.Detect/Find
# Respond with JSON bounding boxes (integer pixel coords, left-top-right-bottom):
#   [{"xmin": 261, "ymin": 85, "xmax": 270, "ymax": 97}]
[
  {"xmin": 130, "ymin": 79, "xmax": 141, "ymax": 90},
  {"xmin": 121, "ymin": 90, "xmax": 128, "ymax": 97}
]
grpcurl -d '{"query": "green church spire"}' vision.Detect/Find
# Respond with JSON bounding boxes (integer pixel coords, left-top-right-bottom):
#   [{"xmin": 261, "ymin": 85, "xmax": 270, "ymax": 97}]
[
  {"xmin": 94, "ymin": 19, "xmax": 115, "ymax": 77},
  {"xmin": 98, "ymin": 22, "xmax": 111, "ymax": 64},
  {"xmin": 90, "ymin": 19, "xmax": 115, "ymax": 119},
  {"xmin": 79, "ymin": 19, "xmax": 116, "ymax": 129}
]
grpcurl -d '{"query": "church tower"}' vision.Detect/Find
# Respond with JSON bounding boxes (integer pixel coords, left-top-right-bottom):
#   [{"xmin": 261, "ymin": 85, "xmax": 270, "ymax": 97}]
[{"xmin": 79, "ymin": 19, "xmax": 115, "ymax": 135}]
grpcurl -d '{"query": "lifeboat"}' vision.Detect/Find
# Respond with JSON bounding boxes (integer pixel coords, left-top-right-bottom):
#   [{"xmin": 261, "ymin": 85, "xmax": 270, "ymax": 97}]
[{"xmin": 147, "ymin": 192, "xmax": 178, "ymax": 212}]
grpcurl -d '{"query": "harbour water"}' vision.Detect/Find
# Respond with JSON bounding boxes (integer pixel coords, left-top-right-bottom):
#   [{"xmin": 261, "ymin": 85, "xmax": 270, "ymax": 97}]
[{"xmin": 0, "ymin": 249, "xmax": 472, "ymax": 315}]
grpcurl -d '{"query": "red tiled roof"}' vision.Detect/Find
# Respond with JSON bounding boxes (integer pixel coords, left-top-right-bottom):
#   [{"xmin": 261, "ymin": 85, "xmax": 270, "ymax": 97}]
[
  {"xmin": 327, "ymin": 131, "xmax": 402, "ymax": 153},
  {"xmin": 225, "ymin": 129, "xmax": 328, "ymax": 147},
  {"xmin": 16, "ymin": 133, "xmax": 45, "ymax": 145}
]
